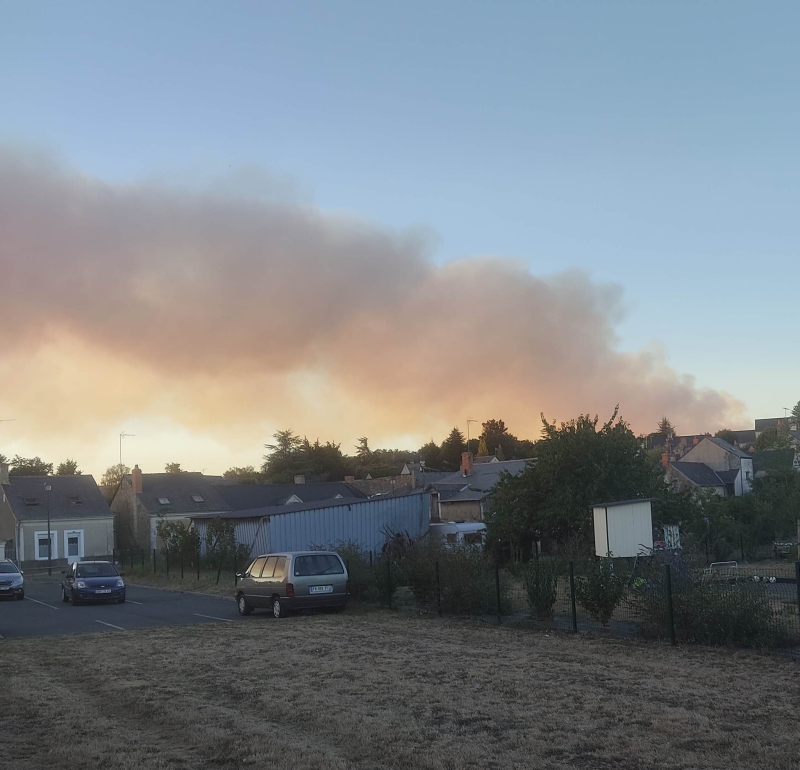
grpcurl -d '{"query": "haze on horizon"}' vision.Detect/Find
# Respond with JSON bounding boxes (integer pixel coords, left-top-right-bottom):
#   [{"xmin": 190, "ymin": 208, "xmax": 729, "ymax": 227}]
[{"xmin": 1, "ymin": 2, "xmax": 798, "ymax": 477}]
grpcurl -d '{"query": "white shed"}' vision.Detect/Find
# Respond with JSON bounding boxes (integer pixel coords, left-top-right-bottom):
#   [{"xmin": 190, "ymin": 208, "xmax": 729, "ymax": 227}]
[{"xmin": 592, "ymin": 499, "xmax": 654, "ymax": 558}]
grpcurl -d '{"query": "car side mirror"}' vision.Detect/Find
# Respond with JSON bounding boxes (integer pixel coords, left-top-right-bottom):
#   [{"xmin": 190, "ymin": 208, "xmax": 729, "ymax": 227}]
[{"xmin": 236, "ymin": 572, "xmax": 243, "ymax": 579}]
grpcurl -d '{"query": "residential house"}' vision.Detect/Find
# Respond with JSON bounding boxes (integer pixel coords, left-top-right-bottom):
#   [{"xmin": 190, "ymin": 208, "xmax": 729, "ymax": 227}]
[
  {"xmin": 0, "ymin": 463, "xmax": 113, "ymax": 567},
  {"xmin": 473, "ymin": 455, "xmax": 500, "ymax": 465},
  {"xmin": 427, "ymin": 453, "xmax": 527, "ymax": 523},
  {"xmin": 666, "ymin": 436, "xmax": 753, "ymax": 497},
  {"xmin": 110, "ymin": 467, "xmax": 368, "ymax": 549}
]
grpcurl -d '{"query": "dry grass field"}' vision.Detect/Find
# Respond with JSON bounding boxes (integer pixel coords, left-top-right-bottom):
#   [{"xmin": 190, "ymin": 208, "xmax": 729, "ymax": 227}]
[{"xmin": 2, "ymin": 612, "xmax": 799, "ymax": 770}]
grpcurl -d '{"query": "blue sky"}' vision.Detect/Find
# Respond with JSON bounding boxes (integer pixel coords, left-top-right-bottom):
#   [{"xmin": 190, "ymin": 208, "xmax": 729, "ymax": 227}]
[{"xmin": 2, "ymin": 0, "xmax": 798, "ymax": 425}]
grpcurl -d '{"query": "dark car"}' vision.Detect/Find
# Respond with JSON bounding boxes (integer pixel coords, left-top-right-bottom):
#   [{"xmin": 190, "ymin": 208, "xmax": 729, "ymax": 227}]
[
  {"xmin": 62, "ymin": 561, "xmax": 126, "ymax": 605},
  {"xmin": 0, "ymin": 559, "xmax": 24, "ymax": 600}
]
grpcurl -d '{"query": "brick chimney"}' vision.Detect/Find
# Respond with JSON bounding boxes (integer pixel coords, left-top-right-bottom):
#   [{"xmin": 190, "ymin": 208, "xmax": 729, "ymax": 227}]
[
  {"xmin": 460, "ymin": 451, "xmax": 474, "ymax": 476},
  {"xmin": 0, "ymin": 462, "xmax": 8, "ymax": 486},
  {"xmin": 661, "ymin": 452, "xmax": 670, "ymax": 469},
  {"xmin": 294, "ymin": 474, "xmax": 306, "ymax": 485},
  {"xmin": 693, "ymin": 437, "xmax": 699, "ymax": 445},
  {"xmin": 132, "ymin": 464, "xmax": 143, "ymax": 494}
]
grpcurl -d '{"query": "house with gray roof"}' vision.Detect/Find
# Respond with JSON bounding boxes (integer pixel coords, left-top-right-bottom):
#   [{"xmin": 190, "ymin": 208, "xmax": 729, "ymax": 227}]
[
  {"xmin": 427, "ymin": 453, "xmax": 528, "ymax": 522},
  {"xmin": 0, "ymin": 463, "xmax": 113, "ymax": 566},
  {"xmin": 666, "ymin": 436, "xmax": 753, "ymax": 497}
]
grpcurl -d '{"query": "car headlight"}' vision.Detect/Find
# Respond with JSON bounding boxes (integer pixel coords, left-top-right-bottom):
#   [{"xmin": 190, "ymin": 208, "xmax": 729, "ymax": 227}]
[
  {"xmin": 76, "ymin": 581, "xmax": 87, "ymax": 589},
  {"xmin": 116, "ymin": 579, "xmax": 125, "ymax": 588}
]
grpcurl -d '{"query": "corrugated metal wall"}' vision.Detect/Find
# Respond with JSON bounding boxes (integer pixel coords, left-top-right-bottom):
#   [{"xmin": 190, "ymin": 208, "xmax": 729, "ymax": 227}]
[{"xmin": 195, "ymin": 493, "xmax": 429, "ymax": 559}]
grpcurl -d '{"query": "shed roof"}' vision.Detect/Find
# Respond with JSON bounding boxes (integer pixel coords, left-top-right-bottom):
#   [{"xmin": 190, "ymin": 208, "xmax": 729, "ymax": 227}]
[
  {"xmin": 3, "ymin": 475, "xmax": 111, "ymax": 522},
  {"xmin": 590, "ymin": 498, "xmax": 656, "ymax": 509}
]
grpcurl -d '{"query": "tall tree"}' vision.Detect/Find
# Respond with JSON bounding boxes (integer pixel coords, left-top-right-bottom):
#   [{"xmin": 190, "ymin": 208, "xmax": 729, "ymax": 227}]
[
  {"xmin": 755, "ymin": 424, "xmax": 792, "ymax": 452},
  {"xmin": 9, "ymin": 456, "xmax": 53, "ymax": 476},
  {"xmin": 440, "ymin": 427, "xmax": 466, "ymax": 471},
  {"xmin": 223, "ymin": 466, "xmax": 260, "ymax": 484},
  {"xmin": 164, "ymin": 462, "xmax": 184, "ymax": 474},
  {"xmin": 476, "ymin": 437, "xmax": 489, "ymax": 457},
  {"xmin": 56, "ymin": 459, "xmax": 81, "ymax": 475},
  {"xmin": 657, "ymin": 417, "xmax": 676, "ymax": 438},
  {"xmin": 101, "ymin": 464, "xmax": 130, "ymax": 487},
  {"xmin": 264, "ymin": 429, "xmax": 303, "ymax": 460},
  {"xmin": 480, "ymin": 419, "xmax": 517, "ymax": 460},
  {"xmin": 355, "ymin": 437, "xmax": 372, "ymax": 466},
  {"xmin": 418, "ymin": 440, "xmax": 443, "ymax": 470},
  {"xmin": 791, "ymin": 400, "xmax": 800, "ymax": 429},
  {"xmin": 490, "ymin": 408, "xmax": 660, "ymax": 556}
]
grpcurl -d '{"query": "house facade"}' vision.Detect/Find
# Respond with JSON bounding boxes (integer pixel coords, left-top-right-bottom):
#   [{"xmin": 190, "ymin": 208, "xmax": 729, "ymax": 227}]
[
  {"xmin": 666, "ymin": 436, "xmax": 753, "ymax": 497},
  {"xmin": 0, "ymin": 464, "xmax": 114, "ymax": 567}
]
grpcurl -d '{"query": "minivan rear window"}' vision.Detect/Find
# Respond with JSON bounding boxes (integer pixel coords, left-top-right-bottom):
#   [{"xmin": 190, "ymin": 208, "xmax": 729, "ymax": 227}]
[{"xmin": 293, "ymin": 554, "xmax": 344, "ymax": 577}]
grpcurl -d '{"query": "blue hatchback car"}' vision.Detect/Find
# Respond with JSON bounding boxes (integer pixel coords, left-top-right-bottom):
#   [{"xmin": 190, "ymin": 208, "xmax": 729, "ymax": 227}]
[{"xmin": 62, "ymin": 561, "xmax": 126, "ymax": 605}]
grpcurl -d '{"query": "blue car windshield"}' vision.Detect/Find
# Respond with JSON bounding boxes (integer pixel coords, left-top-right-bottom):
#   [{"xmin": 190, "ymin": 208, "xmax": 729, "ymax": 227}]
[
  {"xmin": 76, "ymin": 563, "xmax": 118, "ymax": 578},
  {"xmin": 0, "ymin": 563, "xmax": 19, "ymax": 574}
]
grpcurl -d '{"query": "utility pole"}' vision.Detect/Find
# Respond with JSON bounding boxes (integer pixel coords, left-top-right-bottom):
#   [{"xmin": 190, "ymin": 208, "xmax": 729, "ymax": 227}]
[
  {"xmin": 45, "ymin": 482, "xmax": 52, "ymax": 576},
  {"xmin": 120, "ymin": 432, "xmax": 135, "ymax": 466}
]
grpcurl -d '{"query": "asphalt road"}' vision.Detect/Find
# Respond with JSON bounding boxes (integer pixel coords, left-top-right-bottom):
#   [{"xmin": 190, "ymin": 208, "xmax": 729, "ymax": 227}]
[{"xmin": 0, "ymin": 579, "xmax": 245, "ymax": 639}]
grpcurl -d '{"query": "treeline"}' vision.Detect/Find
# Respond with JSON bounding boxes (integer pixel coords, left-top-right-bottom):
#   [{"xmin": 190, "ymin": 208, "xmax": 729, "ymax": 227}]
[
  {"xmin": 489, "ymin": 408, "xmax": 800, "ymax": 562},
  {"xmin": 0, "ymin": 454, "xmax": 81, "ymax": 476},
  {"xmin": 226, "ymin": 418, "xmax": 538, "ymax": 484}
]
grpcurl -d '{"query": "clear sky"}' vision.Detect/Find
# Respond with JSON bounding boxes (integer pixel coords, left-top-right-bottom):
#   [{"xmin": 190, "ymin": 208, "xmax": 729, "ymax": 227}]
[{"xmin": 1, "ymin": 1, "xmax": 798, "ymax": 475}]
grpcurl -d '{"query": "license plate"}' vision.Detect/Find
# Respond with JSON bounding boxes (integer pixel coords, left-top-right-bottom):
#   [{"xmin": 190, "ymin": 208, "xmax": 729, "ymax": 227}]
[
  {"xmin": 0, "ymin": 587, "xmax": 9, "ymax": 591},
  {"xmin": 96, "ymin": 589, "xmax": 112, "ymax": 594},
  {"xmin": 309, "ymin": 585, "xmax": 333, "ymax": 594}
]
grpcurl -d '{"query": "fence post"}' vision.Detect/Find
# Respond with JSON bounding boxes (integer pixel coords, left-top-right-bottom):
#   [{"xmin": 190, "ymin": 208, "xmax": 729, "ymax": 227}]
[
  {"xmin": 435, "ymin": 560, "xmax": 442, "ymax": 617},
  {"xmin": 153, "ymin": 548, "xmax": 156, "ymax": 573},
  {"xmin": 216, "ymin": 548, "xmax": 223, "ymax": 585},
  {"xmin": 180, "ymin": 549, "xmax": 184, "ymax": 580},
  {"xmin": 141, "ymin": 548, "xmax": 144, "ymax": 569},
  {"xmin": 795, "ymin": 562, "xmax": 800, "ymax": 628},
  {"xmin": 386, "ymin": 557, "xmax": 392, "ymax": 610},
  {"xmin": 233, "ymin": 549, "xmax": 238, "ymax": 587},
  {"xmin": 197, "ymin": 543, "xmax": 201, "ymax": 581},
  {"xmin": 369, "ymin": 551, "xmax": 373, "ymax": 569},
  {"xmin": 495, "ymin": 563, "xmax": 502, "ymax": 624},
  {"xmin": 112, "ymin": 548, "xmax": 116, "ymax": 565},
  {"xmin": 166, "ymin": 549, "xmax": 170, "ymax": 576},
  {"xmin": 569, "ymin": 561, "xmax": 578, "ymax": 633},
  {"xmin": 666, "ymin": 563, "xmax": 676, "ymax": 646},
  {"xmin": 740, "ymin": 534, "xmax": 745, "ymax": 562}
]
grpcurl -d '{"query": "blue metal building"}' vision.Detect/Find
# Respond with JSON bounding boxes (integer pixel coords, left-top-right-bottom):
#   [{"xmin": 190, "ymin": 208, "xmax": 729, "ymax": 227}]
[{"xmin": 191, "ymin": 491, "xmax": 430, "ymax": 558}]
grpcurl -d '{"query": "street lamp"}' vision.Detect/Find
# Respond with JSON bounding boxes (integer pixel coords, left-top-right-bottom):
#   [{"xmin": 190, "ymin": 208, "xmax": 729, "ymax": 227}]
[{"xmin": 44, "ymin": 482, "xmax": 52, "ymax": 576}]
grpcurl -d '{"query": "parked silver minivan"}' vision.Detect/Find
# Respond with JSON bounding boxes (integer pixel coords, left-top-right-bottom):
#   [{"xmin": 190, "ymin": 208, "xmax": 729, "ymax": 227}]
[{"xmin": 235, "ymin": 551, "xmax": 348, "ymax": 618}]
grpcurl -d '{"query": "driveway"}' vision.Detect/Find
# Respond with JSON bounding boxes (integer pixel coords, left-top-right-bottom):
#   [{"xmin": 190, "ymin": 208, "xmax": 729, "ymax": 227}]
[{"xmin": 0, "ymin": 578, "xmax": 244, "ymax": 638}]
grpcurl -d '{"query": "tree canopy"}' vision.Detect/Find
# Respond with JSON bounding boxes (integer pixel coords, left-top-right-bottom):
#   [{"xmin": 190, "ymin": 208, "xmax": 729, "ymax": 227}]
[
  {"xmin": 222, "ymin": 465, "xmax": 260, "ymax": 484},
  {"xmin": 9, "ymin": 456, "xmax": 53, "ymax": 476},
  {"xmin": 261, "ymin": 430, "xmax": 350, "ymax": 483},
  {"xmin": 714, "ymin": 429, "xmax": 737, "ymax": 445},
  {"xmin": 56, "ymin": 459, "xmax": 81, "ymax": 475},
  {"xmin": 657, "ymin": 417, "xmax": 676, "ymax": 438},
  {"xmin": 480, "ymin": 419, "xmax": 517, "ymax": 460},
  {"xmin": 101, "ymin": 463, "xmax": 130, "ymax": 487},
  {"xmin": 164, "ymin": 462, "xmax": 184, "ymax": 474},
  {"xmin": 440, "ymin": 427, "xmax": 466, "ymax": 471},
  {"xmin": 755, "ymin": 424, "xmax": 792, "ymax": 451}
]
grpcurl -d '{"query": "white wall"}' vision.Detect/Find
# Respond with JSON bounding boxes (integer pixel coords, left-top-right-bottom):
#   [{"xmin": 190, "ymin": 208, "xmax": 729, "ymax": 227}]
[{"xmin": 593, "ymin": 502, "xmax": 653, "ymax": 557}]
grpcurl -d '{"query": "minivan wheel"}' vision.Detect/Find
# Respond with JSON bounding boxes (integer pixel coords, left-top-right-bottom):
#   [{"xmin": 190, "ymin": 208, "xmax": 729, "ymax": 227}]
[
  {"xmin": 272, "ymin": 597, "xmax": 286, "ymax": 619},
  {"xmin": 237, "ymin": 593, "xmax": 253, "ymax": 616}
]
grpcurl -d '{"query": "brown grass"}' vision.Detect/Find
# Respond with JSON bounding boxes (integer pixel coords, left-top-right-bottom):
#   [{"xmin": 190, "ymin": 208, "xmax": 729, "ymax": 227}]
[
  {"xmin": 121, "ymin": 566, "xmax": 237, "ymax": 597},
  {"xmin": 1, "ymin": 613, "xmax": 799, "ymax": 769}
]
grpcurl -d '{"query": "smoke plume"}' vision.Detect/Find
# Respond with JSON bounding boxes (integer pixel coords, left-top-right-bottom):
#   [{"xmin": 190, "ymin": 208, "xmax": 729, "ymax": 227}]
[{"xmin": 0, "ymin": 149, "xmax": 744, "ymax": 466}]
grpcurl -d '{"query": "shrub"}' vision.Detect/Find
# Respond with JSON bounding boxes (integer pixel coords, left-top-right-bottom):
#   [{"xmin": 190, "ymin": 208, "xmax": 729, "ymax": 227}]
[
  {"xmin": 575, "ymin": 557, "xmax": 626, "ymax": 625},
  {"xmin": 636, "ymin": 571, "xmax": 792, "ymax": 648},
  {"xmin": 523, "ymin": 558, "xmax": 561, "ymax": 620},
  {"xmin": 332, "ymin": 541, "xmax": 378, "ymax": 602}
]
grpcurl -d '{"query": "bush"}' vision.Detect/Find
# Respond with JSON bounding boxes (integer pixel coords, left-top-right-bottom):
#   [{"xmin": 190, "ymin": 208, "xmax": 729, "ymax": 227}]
[
  {"xmin": 575, "ymin": 557, "xmax": 626, "ymax": 625},
  {"xmin": 523, "ymin": 558, "xmax": 560, "ymax": 620},
  {"xmin": 332, "ymin": 541, "xmax": 378, "ymax": 602},
  {"xmin": 636, "ymin": 571, "xmax": 792, "ymax": 648}
]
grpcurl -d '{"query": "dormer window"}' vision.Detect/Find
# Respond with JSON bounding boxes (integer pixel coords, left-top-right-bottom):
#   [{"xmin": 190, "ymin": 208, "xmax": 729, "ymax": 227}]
[
  {"xmin": 192, "ymin": 495, "xmax": 205, "ymax": 503},
  {"xmin": 68, "ymin": 495, "xmax": 82, "ymax": 505},
  {"xmin": 24, "ymin": 497, "xmax": 38, "ymax": 506},
  {"xmin": 158, "ymin": 497, "xmax": 171, "ymax": 505}
]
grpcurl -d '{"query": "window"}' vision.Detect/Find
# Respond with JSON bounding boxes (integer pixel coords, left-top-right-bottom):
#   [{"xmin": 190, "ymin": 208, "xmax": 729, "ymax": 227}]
[
  {"xmin": 293, "ymin": 554, "xmax": 344, "ymax": 577},
  {"xmin": 446, "ymin": 533, "xmax": 458, "ymax": 545},
  {"xmin": 68, "ymin": 495, "xmax": 82, "ymax": 505},
  {"xmin": 24, "ymin": 497, "xmax": 38, "ymax": 506},
  {"xmin": 285, "ymin": 494, "xmax": 303, "ymax": 504},
  {"xmin": 261, "ymin": 556, "xmax": 278, "ymax": 578},
  {"xmin": 76, "ymin": 563, "xmax": 118, "ymax": 578},
  {"xmin": 247, "ymin": 556, "xmax": 267, "ymax": 578},
  {"xmin": 67, "ymin": 535, "xmax": 79, "ymax": 557},
  {"xmin": 34, "ymin": 532, "xmax": 57, "ymax": 561},
  {"xmin": 158, "ymin": 497, "xmax": 171, "ymax": 505},
  {"xmin": 191, "ymin": 495, "xmax": 205, "ymax": 503},
  {"xmin": 274, "ymin": 556, "xmax": 286, "ymax": 579},
  {"xmin": 463, "ymin": 532, "xmax": 484, "ymax": 545}
]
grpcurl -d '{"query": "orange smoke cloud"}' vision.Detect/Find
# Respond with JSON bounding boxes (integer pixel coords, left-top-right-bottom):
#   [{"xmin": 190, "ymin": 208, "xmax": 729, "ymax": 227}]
[{"xmin": 0, "ymin": 148, "xmax": 745, "ymax": 468}]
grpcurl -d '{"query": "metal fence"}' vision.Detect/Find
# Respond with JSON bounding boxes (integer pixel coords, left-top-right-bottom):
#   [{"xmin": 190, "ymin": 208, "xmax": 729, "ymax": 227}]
[
  {"xmin": 351, "ymin": 549, "xmax": 800, "ymax": 652},
  {"xmin": 113, "ymin": 546, "xmax": 243, "ymax": 588}
]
